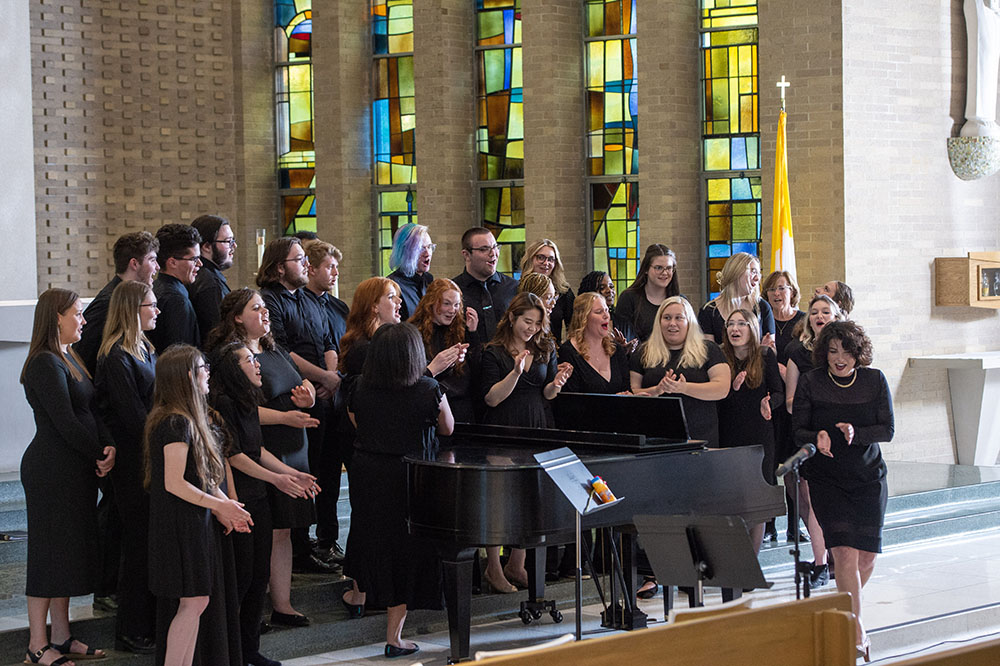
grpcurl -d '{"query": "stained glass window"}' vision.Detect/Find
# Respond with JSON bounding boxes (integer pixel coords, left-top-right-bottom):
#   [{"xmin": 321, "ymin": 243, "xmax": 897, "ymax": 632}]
[
  {"xmin": 586, "ymin": 0, "xmax": 638, "ymax": 293},
  {"xmin": 700, "ymin": 1, "xmax": 759, "ymax": 294},
  {"xmin": 592, "ymin": 181, "xmax": 639, "ymax": 295},
  {"xmin": 480, "ymin": 185, "xmax": 525, "ymax": 278},
  {"xmin": 276, "ymin": 0, "xmax": 315, "ymax": 235},
  {"xmin": 377, "ymin": 189, "xmax": 417, "ymax": 276},
  {"xmin": 477, "ymin": 1, "xmax": 523, "ymax": 274},
  {"xmin": 373, "ymin": 1, "xmax": 415, "ymax": 274}
]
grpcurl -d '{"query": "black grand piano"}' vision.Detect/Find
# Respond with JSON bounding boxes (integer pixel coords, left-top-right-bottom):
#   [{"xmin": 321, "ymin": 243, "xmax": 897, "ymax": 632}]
[{"xmin": 406, "ymin": 393, "xmax": 785, "ymax": 662}]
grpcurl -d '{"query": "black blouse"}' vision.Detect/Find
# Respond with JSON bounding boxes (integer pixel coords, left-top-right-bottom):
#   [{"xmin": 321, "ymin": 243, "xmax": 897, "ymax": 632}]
[
  {"xmin": 717, "ymin": 347, "xmax": 784, "ymax": 449},
  {"xmin": 214, "ymin": 394, "xmax": 267, "ymax": 501},
  {"xmin": 697, "ymin": 298, "xmax": 776, "ymax": 345},
  {"xmin": 257, "ymin": 344, "xmax": 308, "ymax": 457},
  {"xmin": 557, "ymin": 340, "xmax": 631, "ymax": 395},
  {"xmin": 774, "ymin": 310, "xmax": 806, "ymax": 363},
  {"xmin": 95, "ymin": 341, "xmax": 156, "ymax": 472},
  {"xmin": 614, "ymin": 289, "xmax": 660, "ymax": 342},
  {"xmin": 549, "ymin": 288, "xmax": 575, "ymax": 342}
]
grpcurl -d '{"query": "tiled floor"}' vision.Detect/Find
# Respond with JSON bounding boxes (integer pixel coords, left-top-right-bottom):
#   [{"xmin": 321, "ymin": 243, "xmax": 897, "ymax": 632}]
[{"xmin": 283, "ymin": 530, "xmax": 1000, "ymax": 665}]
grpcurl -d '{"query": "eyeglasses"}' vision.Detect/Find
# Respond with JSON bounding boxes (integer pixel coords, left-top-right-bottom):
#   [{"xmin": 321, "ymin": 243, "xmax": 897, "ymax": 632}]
[
  {"xmin": 650, "ymin": 265, "xmax": 674, "ymax": 274},
  {"xmin": 196, "ymin": 362, "xmax": 210, "ymax": 372},
  {"xmin": 421, "ymin": 243, "xmax": 437, "ymax": 253},
  {"xmin": 766, "ymin": 286, "xmax": 791, "ymax": 293},
  {"xmin": 469, "ymin": 244, "xmax": 501, "ymax": 255},
  {"xmin": 215, "ymin": 238, "xmax": 237, "ymax": 247},
  {"xmin": 748, "ymin": 268, "xmax": 761, "ymax": 277},
  {"xmin": 140, "ymin": 302, "xmax": 158, "ymax": 309},
  {"xmin": 282, "ymin": 255, "xmax": 308, "ymax": 265},
  {"xmin": 241, "ymin": 355, "xmax": 260, "ymax": 366},
  {"xmin": 534, "ymin": 254, "xmax": 556, "ymax": 265},
  {"xmin": 725, "ymin": 321, "xmax": 751, "ymax": 328},
  {"xmin": 174, "ymin": 255, "xmax": 202, "ymax": 264}
]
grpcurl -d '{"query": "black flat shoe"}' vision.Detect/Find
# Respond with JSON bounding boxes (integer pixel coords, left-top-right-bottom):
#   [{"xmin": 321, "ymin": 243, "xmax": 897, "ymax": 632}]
[
  {"xmin": 384, "ymin": 643, "xmax": 419, "ymax": 658},
  {"xmin": 809, "ymin": 563, "xmax": 830, "ymax": 589},
  {"xmin": 247, "ymin": 652, "xmax": 282, "ymax": 666},
  {"xmin": 270, "ymin": 611, "xmax": 310, "ymax": 627},
  {"xmin": 341, "ymin": 596, "xmax": 364, "ymax": 619},
  {"xmin": 786, "ymin": 530, "xmax": 810, "ymax": 543},
  {"xmin": 636, "ymin": 578, "xmax": 659, "ymax": 599},
  {"xmin": 115, "ymin": 634, "xmax": 155, "ymax": 654}
]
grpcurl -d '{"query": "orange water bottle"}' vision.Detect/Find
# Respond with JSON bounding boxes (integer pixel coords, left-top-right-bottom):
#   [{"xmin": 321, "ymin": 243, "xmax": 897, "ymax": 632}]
[{"xmin": 590, "ymin": 476, "xmax": 616, "ymax": 504}]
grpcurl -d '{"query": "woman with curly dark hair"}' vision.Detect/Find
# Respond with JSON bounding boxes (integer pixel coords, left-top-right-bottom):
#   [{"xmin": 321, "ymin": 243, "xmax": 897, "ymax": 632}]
[{"xmin": 792, "ymin": 320, "xmax": 893, "ymax": 660}]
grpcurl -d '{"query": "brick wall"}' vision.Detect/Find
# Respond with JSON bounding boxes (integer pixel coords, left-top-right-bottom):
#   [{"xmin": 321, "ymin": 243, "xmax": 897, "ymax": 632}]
[{"xmin": 30, "ymin": 0, "xmax": 273, "ymax": 294}]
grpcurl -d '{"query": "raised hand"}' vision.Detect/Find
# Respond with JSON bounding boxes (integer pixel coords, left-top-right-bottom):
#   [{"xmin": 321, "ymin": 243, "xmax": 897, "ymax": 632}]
[
  {"xmin": 553, "ymin": 362, "xmax": 574, "ymax": 389},
  {"xmin": 291, "ymin": 383, "xmax": 315, "ymax": 408},
  {"xmin": 760, "ymin": 394, "xmax": 772, "ymax": 421},
  {"xmin": 96, "ymin": 445, "xmax": 116, "ymax": 477},
  {"xmin": 428, "ymin": 343, "xmax": 470, "ymax": 376},
  {"xmin": 465, "ymin": 307, "xmax": 479, "ymax": 332},
  {"xmin": 733, "ymin": 370, "xmax": 747, "ymax": 391},
  {"xmin": 816, "ymin": 430, "xmax": 833, "ymax": 457},
  {"xmin": 657, "ymin": 370, "xmax": 687, "ymax": 395},
  {"xmin": 761, "ymin": 332, "xmax": 776, "ymax": 352},
  {"xmin": 513, "ymin": 349, "xmax": 531, "ymax": 376},
  {"xmin": 835, "ymin": 422, "xmax": 855, "ymax": 445},
  {"xmin": 284, "ymin": 410, "xmax": 320, "ymax": 428}
]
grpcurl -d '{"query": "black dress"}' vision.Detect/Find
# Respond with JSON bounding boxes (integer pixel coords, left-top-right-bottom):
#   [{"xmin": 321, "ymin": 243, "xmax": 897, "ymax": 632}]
[
  {"xmin": 557, "ymin": 341, "xmax": 631, "ymax": 394},
  {"xmin": 427, "ymin": 325, "xmax": 480, "ymax": 424},
  {"xmin": 717, "ymin": 348, "xmax": 784, "ymax": 484},
  {"xmin": 257, "ymin": 345, "xmax": 314, "ymax": 529},
  {"xmin": 481, "ymin": 345, "xmax": 559, "ymax": 428},
  {"xmin": 614, "ymin": 289, "xmax": 659, "ymax": 342},
  {"xmin": 793, "ymin": 368, "xmax": 894, "ymax": 553},
  {"xmin": 549, "ymin": 288, "xmax": 575, "ymax": 342},
  {"xmin": 774, "ymin": 311, "xmax": 806, "ymax": 364},
  {"xmin": 630, "ymin": 342, "xmax": 729, "ymax": 447},
  {"xmin": 345, "ymin": 377, "xmax": 444, "ymax": 610},
  {"xmin": 147, "ymin": 414, "xmax": 241, "ymax": 666},
  {"xmin": 20, "ymin": 352, "xmax": 111, "ymax": 597},
  {"xmin": 697, "ymin": 298, "xmax": 776, "ymax": 345},
  {"xmin": 95, "ymin": 341, "xmax": 157, "ymax": 638}
]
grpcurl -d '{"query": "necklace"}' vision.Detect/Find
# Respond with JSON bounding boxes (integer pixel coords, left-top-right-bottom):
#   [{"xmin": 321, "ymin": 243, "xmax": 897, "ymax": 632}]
[
  {"xmin": 828, "ymin": 368, "xmax": 856, "ymax": 388},
  {"xmin": 774, "ymin": 313, "xmax": 798, "ymax": 337}
]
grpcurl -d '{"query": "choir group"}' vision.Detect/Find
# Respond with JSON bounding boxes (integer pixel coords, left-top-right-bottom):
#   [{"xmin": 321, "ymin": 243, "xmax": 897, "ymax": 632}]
[{"xmin": 18, "ymin": 218, "xmax": 894, "ymax": 666}]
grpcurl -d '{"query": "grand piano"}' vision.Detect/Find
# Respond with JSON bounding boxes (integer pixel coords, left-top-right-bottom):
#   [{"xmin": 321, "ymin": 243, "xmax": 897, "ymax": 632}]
[{"xmin": 406, "ymin": 393, "xmax": 785, "ymax": 663}]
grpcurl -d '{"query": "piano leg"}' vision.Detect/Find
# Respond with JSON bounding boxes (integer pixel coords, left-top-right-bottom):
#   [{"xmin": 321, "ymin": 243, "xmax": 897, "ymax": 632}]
[
  {"xmin": 442, "ymin": 547, "xmax": 477, "ymax": 663},
  {"xmin": 518, "ymin": 547, "xmax": 562, "ymax": 625}
]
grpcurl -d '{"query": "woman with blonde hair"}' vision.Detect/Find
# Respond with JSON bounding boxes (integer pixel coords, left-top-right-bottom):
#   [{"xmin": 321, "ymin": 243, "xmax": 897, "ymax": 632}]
[
  {"xmin": 558, "ymin": 292, "xmax": 631, "ymax": 394},
  {"xmin": 698, "ymin": 252, "xmax": 775, "ymax": 348},
  {"xmin": 95, "ymin": 280, "xmax": 159, "ymax": 654},
  {"xmin": 144, "ymin": 344, "xmax": 250, "ymax": 666},
  {"xmin": 21, "ymin": 288, "xmax": 116, "ymax": 665},
  {"xmin": 409, "ymin": 278, "xmax": 478, "ymax": 423},
  {"xmin": 519, "ymin": 238, "xmax": 574, "ymax": 340}
]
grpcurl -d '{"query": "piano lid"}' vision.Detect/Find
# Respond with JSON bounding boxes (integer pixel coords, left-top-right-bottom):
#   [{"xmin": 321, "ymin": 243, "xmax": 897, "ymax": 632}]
[{"xmin": 551, "ymin": 392, "xmax": 691, "ymax": 444}]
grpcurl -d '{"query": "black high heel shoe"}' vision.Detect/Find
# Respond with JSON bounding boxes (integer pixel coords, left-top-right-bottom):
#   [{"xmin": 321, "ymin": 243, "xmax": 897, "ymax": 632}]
[{"xmin": 636, "ymin": 577, "xmax": 659, "ymax": 599}]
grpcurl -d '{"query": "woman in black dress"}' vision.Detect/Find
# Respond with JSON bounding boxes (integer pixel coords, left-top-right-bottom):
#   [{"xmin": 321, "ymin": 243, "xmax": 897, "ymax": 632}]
[
  {"xmin": 209, "ymin": 342, "xmax": 317, "ymax": 666},
  {"xmin": 144, "ymin": 345, "xmax": 250, "ymax": 666},
  {"xmin": 409, "ymin": 278, "xmax": 478, "ymax": 424},
  {"xmin": 21, "ymin": 289, "xmax": 116, "ymax": 665},
  {"xmin": 784, "ymin": 293, "xmax": 844, "ymax": 587},
  {"xmin": 762, "ymin": 269, "xmax": 806, "ymax": 543},
  {"xmin": 793, "ymin": 321, "xmax": 893, "ymax": 658},
  {"xmin": 558, "ymin": 292, "xmax": 631, "ymax": 394},
  {"xmin": 698, "ymin": 252, "xmax": 775, "ymax": 347},
  {"xmin": 615, "ymin": 244, "xmax": 679, "ymax": 342},
  {"xmin": 579, "ymin": 271, "xmax": 636, "ymax": 351},
  {"xmin": 519, "ymin": 238, "xmax": 574, "ymax": 340},
  {"xmin": 480, "ymin": 292, "xmax": 573, "ymax": 591},
  {"xmin": 387, "ymin": 223, "xmax": 435, "ymax": 321},
  {"xmin": 338, "ymin": 276, "xmax": 403, "ymax": 395},
  {"xmin": 205, "ymin": 288, "xmax": 319, "ymax": 627},
  {"xmin": 717, "ymin": 309, "xmax": 784, "ymax": 552},
  {"xmin": 95, "ymin": 280, "xmax": 158, "ymax": 654},
  {"xmin": 342, "ymin": 323, "xmax": 454, "ymax": 659}
]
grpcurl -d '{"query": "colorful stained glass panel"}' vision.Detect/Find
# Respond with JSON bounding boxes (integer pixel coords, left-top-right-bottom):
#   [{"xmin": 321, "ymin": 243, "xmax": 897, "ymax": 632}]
[
  {"xmin": 372, "ymin": 0, "xmax": 414, "ymax": 55},
  {"xmin": 586, "ymin": 0, "xmax": 636, "ymax": 38},
  {"xmin": 592, "ymin": 181, "xmax": 639, "ymax": 297},
  {"xmin": 373, "ymin": 55, "xmax": 416, "ymax": 185},
  {"xmin": 281, "ymin": 194, "xmax": 317, "ymax": 236},
  {"xmin": 377, "ymin": 190, "xmax": 417, "ymax": 276},
  {"xmin": 705, "ymin": 175, "xmax": 761, "ymax": 293},
  {"xmin": 476, "ymin": 0, "xmax": 521, "ymax": 47},
  {"xmin": 702, "ymin": 35, "xmax": 757, "ymax": 138},
  {"xmin": 587, "ymin": 38, "xmax": 638, "ymax": 176},
  {"xmin": 477, "ymin": 47, "xmax": 523, "ymax": 180},
  {"xmin": 701, "ymin": 0, "xmax": 758, "ymax": 29},
  {"xmin": 480, "ymin": 185, "xmax": 525, "ymax": 277}
]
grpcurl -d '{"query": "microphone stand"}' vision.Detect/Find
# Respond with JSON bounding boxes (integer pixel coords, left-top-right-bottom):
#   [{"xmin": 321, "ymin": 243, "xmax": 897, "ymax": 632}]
[{"xmin": 788, "ymin": 464, "xmax": 810, "ymax": 600}]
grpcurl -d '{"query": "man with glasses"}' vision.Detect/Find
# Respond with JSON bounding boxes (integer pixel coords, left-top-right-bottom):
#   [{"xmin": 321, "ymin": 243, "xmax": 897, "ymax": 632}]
[
  {"xmin": 148, "ymin": 223, "xmax": 203, "ymax": 354},
  {"xmin": 189, "ymin": 214, "xmax": 235, "ymax": 336},
  {"xmin": 453, "ymin": 227, "xmax": 518, "ymax": 345},
  {"xmin": 76, "ymin": 231, "xmax": 160, "ymax": 375}
]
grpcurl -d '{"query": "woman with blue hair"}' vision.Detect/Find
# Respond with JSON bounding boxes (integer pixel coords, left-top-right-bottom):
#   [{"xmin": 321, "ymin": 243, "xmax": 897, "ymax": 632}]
[{"xmin": 388, "ymin": 223, "xmax": 435, "ymax": 321}]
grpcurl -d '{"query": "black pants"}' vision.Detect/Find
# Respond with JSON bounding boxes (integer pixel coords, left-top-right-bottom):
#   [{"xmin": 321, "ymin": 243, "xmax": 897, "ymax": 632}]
[
  {"xmin": 111, "ymin": 466, "xmax": 155, "ymax": 639},
  {"xmin": 233, "ymin": 495, "xmax": 272, "ymax": 662}
]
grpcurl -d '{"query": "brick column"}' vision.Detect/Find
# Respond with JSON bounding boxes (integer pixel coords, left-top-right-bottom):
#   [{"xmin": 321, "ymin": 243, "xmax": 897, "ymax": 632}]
[
  {"xmin": 312, "ymin": 0, "xmax": 373, "ymax": 296},
  {"xmin": 636, "ymin": 0, "xmax": 703, "ymax": 301},
  {"xmin": 413, "ymin": 0, "xmax": 478, "ymax": 280},
  {"xmin": 521, "ymin": 0, "xmax": 587, "ymax": 285}
]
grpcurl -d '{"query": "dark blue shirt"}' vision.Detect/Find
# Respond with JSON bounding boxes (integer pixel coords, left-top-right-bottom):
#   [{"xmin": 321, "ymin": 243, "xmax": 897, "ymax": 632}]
[
  {"xmin": 302, "ymin": 287, "xmax": 349, "ymax": 351},
  {"xmin": 149, "ymin": 273, "xmax": 200, "ymax": 354},
  {"xmin": 260, "ymin": 284, "xmax": 335, "ymax": 369},
  {"xmin": 453, "ymin": 269, "xmax": 518, "ymax": 346}
]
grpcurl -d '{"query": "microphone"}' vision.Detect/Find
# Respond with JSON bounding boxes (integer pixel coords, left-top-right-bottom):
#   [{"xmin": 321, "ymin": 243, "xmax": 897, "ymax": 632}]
[{"xmin": 776, "ymin": 443, "xmax": 817, "ymax": 478}]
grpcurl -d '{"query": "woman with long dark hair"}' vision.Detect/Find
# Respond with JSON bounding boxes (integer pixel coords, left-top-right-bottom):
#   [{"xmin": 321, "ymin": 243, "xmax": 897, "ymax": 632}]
[
  {"xmin": 615, "ymin": 244, "xmax": 679, "ymax": 342},
  {"xmin": 144, "ymin": 345, "xmax": 250, "ymax": 666},
  {"xmin": 21, "ymin": 288, "xmax": 116, "ymax": 665},
  {"xmin": 209, "ymin": 342, "xmax": 316, "ymax": 666},
  {"xmin": 95, "ymin": 280, "xmax": 158, "ymax": 654},
  {"xmin": 342, "ymin": 323, "xmax": 454, "ymax": 658}
]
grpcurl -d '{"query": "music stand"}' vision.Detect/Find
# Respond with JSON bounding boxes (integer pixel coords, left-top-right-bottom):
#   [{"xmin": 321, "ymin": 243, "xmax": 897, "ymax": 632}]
[
  {"xmin": 633, "ymin": 514, "xmax": 770, "ymax": 609},
  {"xmin": 535, "ymin": 448, "xmax": 623, "ymax": 641}
]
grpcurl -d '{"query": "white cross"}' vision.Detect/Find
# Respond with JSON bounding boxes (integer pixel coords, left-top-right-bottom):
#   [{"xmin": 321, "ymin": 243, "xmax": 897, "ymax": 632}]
[{"xmin": 776, "ymin": 75, "xmax": 791, "ymax": 108}]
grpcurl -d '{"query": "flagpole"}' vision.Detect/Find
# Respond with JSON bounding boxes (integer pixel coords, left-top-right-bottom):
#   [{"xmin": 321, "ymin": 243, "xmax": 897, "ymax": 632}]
[{"xmin": 771, "ymin": 75, "xmax": 797, "ymax": 281}]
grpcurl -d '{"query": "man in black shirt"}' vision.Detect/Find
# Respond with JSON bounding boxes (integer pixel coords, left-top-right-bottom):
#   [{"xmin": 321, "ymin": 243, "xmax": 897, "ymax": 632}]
[
  {"xmin": 189, "ymin": 214, "xmax": 235, "ymax": 339},
  {"xmin": 76, "ymin": 231, "xmax": 159, "ymax": 375},
  {"xmin": 302, "ymin": 239, "xmax": 351, "ymax": 562},
  {"xmin": 148, "ymin": 224, "xmax": 202, "ymax": 354},
  {"xmin": 453, "ymin": 227, "xmax": 518, "ymax": 345}
]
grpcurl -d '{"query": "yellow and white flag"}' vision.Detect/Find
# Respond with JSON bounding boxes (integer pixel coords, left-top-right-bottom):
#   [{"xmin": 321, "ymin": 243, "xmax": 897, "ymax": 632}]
[{"xmin": 771, "ymin": 110, "xmax": 796, "ymax": 280}]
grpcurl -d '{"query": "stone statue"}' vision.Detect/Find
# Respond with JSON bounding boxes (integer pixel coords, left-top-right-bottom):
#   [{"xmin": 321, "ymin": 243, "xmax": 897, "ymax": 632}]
[{"xmin": 962, "ymin": 0, "xmax": 1000, "ymax": 137}]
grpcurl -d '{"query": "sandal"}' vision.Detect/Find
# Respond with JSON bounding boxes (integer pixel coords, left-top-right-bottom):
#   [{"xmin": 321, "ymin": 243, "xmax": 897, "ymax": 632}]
[
  {"xmin": 24, "ymin": 645, "xmax": 73, "ymax": 665},
  {"xmin": 48, "ymin": 637, "xmax": 105, "ymax": 660},
  {"xmin": 636, "ymin": 577, "xmax": 659, "ymax": 599}
]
